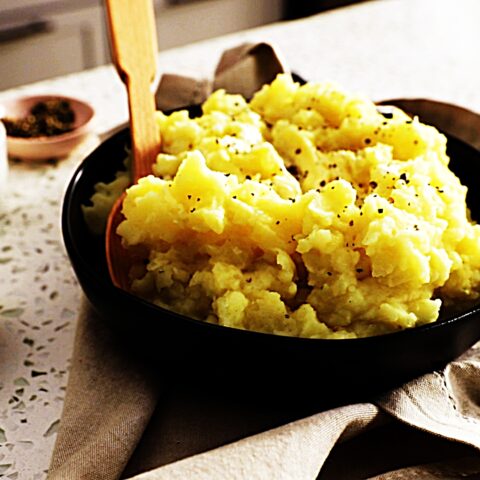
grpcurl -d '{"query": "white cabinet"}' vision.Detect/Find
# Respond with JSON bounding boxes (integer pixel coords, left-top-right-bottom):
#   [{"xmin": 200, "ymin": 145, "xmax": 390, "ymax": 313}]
[
  {"xmin": 154, "ymin": 0, "xmax": 284, "ymax": 51},
  {"xmin": 0, "ymin": 3, "xmax": 108, "ymax": 90},
  {"xmin": 0, "ymin": 0, "xmax": 284, "ymax": 90}
]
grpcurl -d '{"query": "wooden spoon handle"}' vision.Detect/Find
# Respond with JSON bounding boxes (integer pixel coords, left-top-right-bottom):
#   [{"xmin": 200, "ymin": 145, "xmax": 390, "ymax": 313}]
[
  {"xmin": 126, "ymin": 76, "xmax": 160, "ymax": 181},
  {"xmin": 105, "ymin": 0, "xmax": 161, "ymax": 181}
]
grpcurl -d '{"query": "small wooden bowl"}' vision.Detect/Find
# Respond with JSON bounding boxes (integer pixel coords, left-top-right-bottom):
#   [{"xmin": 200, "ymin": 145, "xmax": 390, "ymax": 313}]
[{"xmin": 1, "ymin": 94, "xmax": 94, "ymax": 161}]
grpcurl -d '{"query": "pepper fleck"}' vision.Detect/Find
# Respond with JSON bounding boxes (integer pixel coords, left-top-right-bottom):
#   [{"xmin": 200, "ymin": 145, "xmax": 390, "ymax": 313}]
[{"xmin": 287, "ymin": 165, "xmax": 299, "ymax": 177}]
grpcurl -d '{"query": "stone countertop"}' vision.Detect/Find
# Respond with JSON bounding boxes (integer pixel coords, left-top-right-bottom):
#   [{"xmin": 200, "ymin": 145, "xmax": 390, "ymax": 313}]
[{"xmin": 0, "ymin": 0, "xmax": 479, "ymax": 477}]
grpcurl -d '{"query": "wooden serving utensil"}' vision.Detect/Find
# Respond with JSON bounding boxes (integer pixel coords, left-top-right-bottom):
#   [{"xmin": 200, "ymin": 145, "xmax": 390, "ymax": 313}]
[{"xmin": 105, "ymin": 0, "xmax": 161, "ymax": 290}]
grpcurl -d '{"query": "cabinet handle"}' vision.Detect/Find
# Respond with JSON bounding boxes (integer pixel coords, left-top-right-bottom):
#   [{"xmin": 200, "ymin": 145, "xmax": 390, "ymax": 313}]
[{"xmin": 0, "ymin": 18, "xmax": 51, "ymax": 44}]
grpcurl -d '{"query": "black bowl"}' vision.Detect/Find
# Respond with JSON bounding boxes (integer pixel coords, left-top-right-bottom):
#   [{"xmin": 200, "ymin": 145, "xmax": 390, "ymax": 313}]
[{"xmin": 62, "ymin": 105, "xmax": 480, "ymax": 405}]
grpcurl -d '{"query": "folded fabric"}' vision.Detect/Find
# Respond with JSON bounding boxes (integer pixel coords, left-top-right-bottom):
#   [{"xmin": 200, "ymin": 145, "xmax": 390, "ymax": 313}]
[
  {"xmin": 48, "ymin": 301, "xmax": 480, "ymax": 480},
  {"xmin": 154, "ymin": 42, "xmax": 288, "ymax": 110}
]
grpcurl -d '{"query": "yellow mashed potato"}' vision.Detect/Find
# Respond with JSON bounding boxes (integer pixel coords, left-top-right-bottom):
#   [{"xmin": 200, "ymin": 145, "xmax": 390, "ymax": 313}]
[{"xmin": 115, "ymin": 74, "xmax": 480, "ymax": 339}]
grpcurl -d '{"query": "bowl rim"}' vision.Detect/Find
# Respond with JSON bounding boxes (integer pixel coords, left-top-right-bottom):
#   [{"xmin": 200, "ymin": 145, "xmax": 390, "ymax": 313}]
[
  {"xmin": 61, "ymin": 124, "xmax": 480, "ymax": 346},
  {"xmin": 1, "ymin": 94, "xmax": 95, "ymax": 144}
]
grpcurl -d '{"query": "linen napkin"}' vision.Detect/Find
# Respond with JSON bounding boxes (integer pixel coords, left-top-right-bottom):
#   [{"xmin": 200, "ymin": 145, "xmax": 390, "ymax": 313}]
[
  {"xmin": 154, "ymin": 42, "xmax": 289, "ymax": 111},
  {"xmin": 48, "ymin": 43, "xmax": 480, "ymax": 480}
]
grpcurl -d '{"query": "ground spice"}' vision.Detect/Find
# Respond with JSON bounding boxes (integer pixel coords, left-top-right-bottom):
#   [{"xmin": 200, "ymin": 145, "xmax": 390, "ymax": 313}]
[{"xmin": 2, "ymin": 99, "xmax": 75, "ymax": 138}]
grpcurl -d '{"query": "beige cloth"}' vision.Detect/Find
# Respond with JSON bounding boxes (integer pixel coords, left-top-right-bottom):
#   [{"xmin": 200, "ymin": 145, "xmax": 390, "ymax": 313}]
[
  {"xmin": 48, "ymin": 302, "xmax": 480, "ymax": 480},
  {"xmin": 154, "ymin": 42, "xmax": 289, "ymax": 111},
  {"xmin": 48, "ymin": 44, "xmax": 480, "ymax": 479}
]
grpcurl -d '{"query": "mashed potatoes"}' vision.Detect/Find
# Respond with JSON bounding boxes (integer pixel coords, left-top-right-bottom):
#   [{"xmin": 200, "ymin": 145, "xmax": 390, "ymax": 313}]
[{"xmin": 115, "ymin": 74, "xmax": 480, "ymax": 338}]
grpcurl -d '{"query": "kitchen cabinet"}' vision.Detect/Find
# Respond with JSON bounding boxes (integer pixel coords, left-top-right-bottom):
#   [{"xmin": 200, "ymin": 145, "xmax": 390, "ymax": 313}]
[
  {"xmin": 154, "ymin": 0, "xmax": 284, "ymax": 51},
  {"xmin": 0, "ymin": 3, "xmax": 108, "ymax": 90},
  {"xmin": 0, "ymin": 0, "xmax": 284, "ymax": 91}
]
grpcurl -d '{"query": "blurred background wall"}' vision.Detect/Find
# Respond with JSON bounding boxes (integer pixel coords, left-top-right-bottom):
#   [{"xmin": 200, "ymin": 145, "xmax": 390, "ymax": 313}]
[{"xmin": 0, "ymin": 0, "xmax": 368, "ymax": 90}]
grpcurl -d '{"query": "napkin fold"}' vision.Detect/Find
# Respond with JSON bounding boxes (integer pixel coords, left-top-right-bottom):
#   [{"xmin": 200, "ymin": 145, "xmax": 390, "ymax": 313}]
[
  {"xmin": 154, "ymin": 42, "xmax": 289, "ymax": 111},
  {"xmin": 48, "ymin": 43, "xmax": 480, "ymax": 480},
  {"xmin": 48, "ymin": 302, "xmax": 480, "ymax": 480},
  {"xmin": 47, "ymin": 303, "xmax": 161, "ymax": 480}
]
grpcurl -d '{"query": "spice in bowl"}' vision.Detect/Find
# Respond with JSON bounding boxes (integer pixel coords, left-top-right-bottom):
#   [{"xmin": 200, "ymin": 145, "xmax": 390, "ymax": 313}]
[
  {"xmin": 2, "ymin": 99, "xmax": 76, "ymax": 138},
  {"xmin": 0, "ymin": 94, "xmax": 94, "ymax": 161}
]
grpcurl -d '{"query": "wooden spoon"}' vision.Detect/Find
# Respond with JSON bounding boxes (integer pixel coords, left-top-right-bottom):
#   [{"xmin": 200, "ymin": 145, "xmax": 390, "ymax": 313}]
[{"xmin": 105, "ymin": 0, "xmax": 161, "ymax": 290}]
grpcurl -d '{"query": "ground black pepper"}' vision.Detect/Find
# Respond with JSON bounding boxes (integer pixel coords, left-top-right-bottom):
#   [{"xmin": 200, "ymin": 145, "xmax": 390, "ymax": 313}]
[{"xmin": 2, "ymin": 99, "xmax": 76, "ymax": 138}]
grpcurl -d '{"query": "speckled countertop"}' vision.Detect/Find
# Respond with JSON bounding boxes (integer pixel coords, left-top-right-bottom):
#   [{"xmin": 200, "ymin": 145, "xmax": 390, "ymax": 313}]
[{"xmin": 0, "ymin": 0, "xmax": 479, "ymax": 477}]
